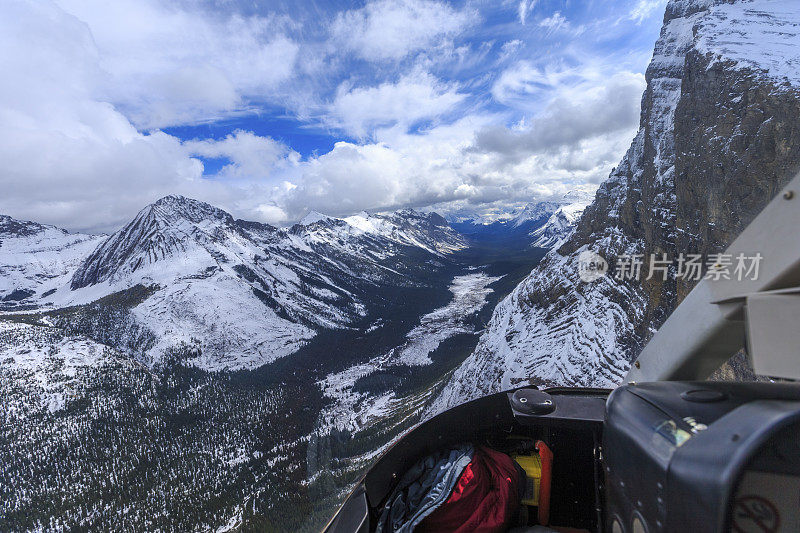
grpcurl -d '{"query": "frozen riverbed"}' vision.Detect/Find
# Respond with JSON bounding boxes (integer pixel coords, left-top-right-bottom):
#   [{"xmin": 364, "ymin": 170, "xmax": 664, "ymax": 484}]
[{"xmin": 316, "ymin": 271, "xmax": 501, "ymax": 435}]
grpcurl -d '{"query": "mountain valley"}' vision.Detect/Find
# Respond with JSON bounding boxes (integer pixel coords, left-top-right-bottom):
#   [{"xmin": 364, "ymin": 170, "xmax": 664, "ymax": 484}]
[
  {"xmin": 0, "ymin": 196, "xmax": 553, "ymax": 531},
  {"xmin": 4, "ymin": 0, "xmax": 800, "ymax": 530}
]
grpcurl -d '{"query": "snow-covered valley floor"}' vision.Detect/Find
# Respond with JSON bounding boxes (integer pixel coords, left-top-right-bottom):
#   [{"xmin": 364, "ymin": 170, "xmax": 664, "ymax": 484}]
[{"xmin": 316, "ymin": 270, "xmax": 501, "ymax": 436}]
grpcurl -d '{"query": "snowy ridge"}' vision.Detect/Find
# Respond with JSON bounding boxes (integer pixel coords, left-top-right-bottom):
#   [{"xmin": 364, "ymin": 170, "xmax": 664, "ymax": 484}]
[
  {"xmin": 70, "ymin": 195, "xmax": 237, "ymax": 289},
  {"xmin": 62, "ymin": 196, "xmax": 337, "ymax": 370},
  {"xmin": 299, "ymin": 211, "xmax": 334, "ymax": 226},
  {"xmin": 2, "ymin": 196, "xmax": 467, "ymax": 371},
  {"xmin": 696, "ymin": 0, "xmax": 800, "ymax": 86},
  {"xmin": 429, "ymin": 0, "xmax": 800, "ymax": 414},
  {"xmin": 509, "ymin": 201, "xmax": 560, "ymax": 228},
  {"xmin": 530, "ymin": 197, "xmax": 591, "ymax": 248},
  {"xmin": 443, "ymin": 193, "xmax": 596, "ymax": 251},
  {"xmin": 439, "ymin": 188, "xmax": 597, "ymax": 229},
  {"xmin": 427, "ymin": 243, "xmax": 644, "ymax": 415},
  {"xmin": 0, "ymin": 216, "xmax": 104, "ymax": 307},
  {"xmin": 295, "ymin": 208, "xmax": 466, "ymax": 257},
  {"xmin": 442, "ymin": 200, "xmax": 558, "ymax": 228}
]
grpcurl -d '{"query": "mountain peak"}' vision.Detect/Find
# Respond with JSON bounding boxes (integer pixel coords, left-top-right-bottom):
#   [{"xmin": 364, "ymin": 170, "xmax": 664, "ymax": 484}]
[
  {"xmin": 510, "ymin": 201, "xmax": 560, "ymax": 227},
  {"xmin": 0, "ymin": 214, "xmax": 55, "ymax": 237},
  {"xmin": 299, "ymin": 211, "xmax": 335, "ymax": 226},
  {"xmin": 559, "ymin": 189, "xmax": 594, "ymax": 204},
  {"xmin": 153, "ymin": 194, "xmax": 191, "ymax": 205},
  {"xmin": 146, "ymin": 195, "xmax": 232, "ymax": 225},
  {"xmin": 70, "ymin": 196, "xmax": 235, "ymax": 289}
]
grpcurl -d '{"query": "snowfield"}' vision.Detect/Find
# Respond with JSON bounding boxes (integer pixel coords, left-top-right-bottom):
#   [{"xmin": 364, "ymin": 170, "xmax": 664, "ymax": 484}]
[{"xmin": 696, "ymin": 0, "xmax": 800, "ymax": 87}]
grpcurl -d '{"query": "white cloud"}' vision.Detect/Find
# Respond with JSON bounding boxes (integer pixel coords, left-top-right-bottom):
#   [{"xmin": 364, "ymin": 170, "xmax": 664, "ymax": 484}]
[
  {"xmin": 184, "ymin": 131, "xmax": 298, "ymax": 181},
  {"xmin": 0, "ymin": 0, "xmax": 657, "ymax": 233},
  {"xmin": 155, "ymin": 73, "xmax": 639, "ymax": 226},
  {"xmin": 492, "ymin": 61, "xmax": 545, "ymax": 105},
  {"xmin": 55, "ymin": 0, "xmax": 299, "ymax": 129},
  {"xmin": 539, "ymin": 12, "xmax": 568, "ymax": 32},
  {"xmin": 479, "ymin": 70, "xmax": 646, "ymax": 160},
  {"xmin": 630, "ymin": 0, "xmax": 667, "ymax": 24},
  {"xmin": 331, "ymin": 0, "xmax": 476, "ymax": 61},
  {"xmin": 0, "ymin": 0, "xmax": 275, "ymax": 232},
  {"xmin": 272, "ymin": 95, "xmax": 636, "ymax": 221},
  {"xmin": 517, "ymin": 0, "xmax": 538, "ymax": 25},
  {"xmin": 276, "ymin": 116, "xmax": 490, "ymax": 217},
  {"xmin": 326, "ymin": 72, "xmax": 467, "ymax": 138},
  {"xmin": 491, "ymin": 58, "xmax": 641, "ymax": 111},
  {"xmin": 499, "ymin": 39, "xmax": 523, "ymax": 61}
]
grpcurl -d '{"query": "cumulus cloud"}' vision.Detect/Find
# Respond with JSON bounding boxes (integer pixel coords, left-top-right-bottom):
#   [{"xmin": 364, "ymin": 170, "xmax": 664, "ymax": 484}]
[
  {"xmin": 56, "ymin": 0, "xmax": 299, "ymax": 129},
  {"xmin": 0, "ymin": 1, "xmax": 193, "ymax": 232},
  {"xmin": 326, "ymin": 72, "xmax": 467, "ymax": 138},
  {"xmin": 271, "ymin": 104, "xmax": 628, "ymax": 222},
  {"xmin": 206, "ymin": 69, "xmax": 642, "ymax": 223},
  {"xmin": 0, "ymin": 0, "xmax": 293, "ymax": 232},
  {"xmin": 331, "ymin": 0, "xmax": 476, "ymax": 61},
  {"xmin": 266, "ymin": 116, "xmax": 488, "ymax": 219},
  {"xmin": 479, "ymin": 70, "xmax": 646, "ymax": 160},
  {"xmin": 183, "ymin": 132, "xmax": 298, "ymax": 181},
  {"xmin": 0, "ymin": 0, "xmax": 660, "ymax": 233}
]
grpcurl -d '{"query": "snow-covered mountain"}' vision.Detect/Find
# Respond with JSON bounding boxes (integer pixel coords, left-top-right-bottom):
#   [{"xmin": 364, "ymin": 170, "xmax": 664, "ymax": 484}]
[
  {"xmin": 447, "ymin": 192, "xmax": 592, "ymax": 246},
  {"xmin": 430, "ymin": 0, "xmax": 800, "ymax": 413},
  {"xmin": 0, "ymin": 216, "xmax": 104, "ymax": 308},
  {"xmin": 9, "ymin": 2, "xmax": 800, "ymax": 529},
  {"xmin": 529, "ymin": 203, "xmax": 587, "ymax": 248},
  {"xmin": 530, "ymin": 192, "xmax": 593, "ymax": 248},
  {"xmin": 447, "ymin": 200, "xmax": 556, "ymax": 230},
  {"xmin": 298, "ymin": 208, "xmax": 467, "ymax": 257},
  {"xmin": 509, "ymin": 201, "xmax": 560, "ymax": 228},
  {"xmin": 2, "ymin": 196, "xmax": 467, "ymax": 371}
]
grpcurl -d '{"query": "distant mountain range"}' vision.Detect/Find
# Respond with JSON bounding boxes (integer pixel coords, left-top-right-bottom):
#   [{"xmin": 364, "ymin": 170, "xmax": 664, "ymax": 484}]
[
  {"xmin": 1, "ymin": 196, "xmax": 473, "ymax": 370},
  {"xmin": 446, "ymin": 191, "xmax": 592, "ymax": 247}
]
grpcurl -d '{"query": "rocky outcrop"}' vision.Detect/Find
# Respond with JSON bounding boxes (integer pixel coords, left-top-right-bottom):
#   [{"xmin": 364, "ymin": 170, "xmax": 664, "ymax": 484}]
[{"xmin": 430, "ymin": 0, "xmax": 800, "ymax": 412}]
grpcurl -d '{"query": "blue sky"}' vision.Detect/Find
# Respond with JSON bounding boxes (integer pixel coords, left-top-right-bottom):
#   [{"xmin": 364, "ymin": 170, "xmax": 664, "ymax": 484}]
[{"xmin": 0, "ymin": 0, "xmax": 667, "ymax": 232}]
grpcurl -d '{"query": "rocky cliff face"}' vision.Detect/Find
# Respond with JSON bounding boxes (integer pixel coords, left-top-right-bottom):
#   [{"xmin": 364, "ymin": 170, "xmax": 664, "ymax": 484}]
[{"xmin": 430, "ymin": 0, "xmax": 800, "ymax": 412}]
